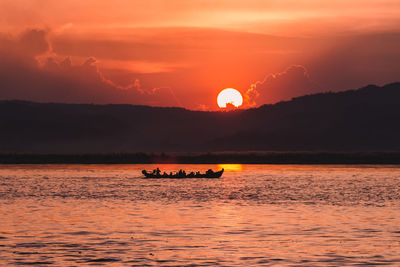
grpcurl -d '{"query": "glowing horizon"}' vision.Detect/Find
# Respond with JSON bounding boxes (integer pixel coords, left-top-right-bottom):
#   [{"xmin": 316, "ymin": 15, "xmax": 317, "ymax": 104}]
[{"xmin": 0, "ymin": 0, "xmax": 399, "ymax": 110}]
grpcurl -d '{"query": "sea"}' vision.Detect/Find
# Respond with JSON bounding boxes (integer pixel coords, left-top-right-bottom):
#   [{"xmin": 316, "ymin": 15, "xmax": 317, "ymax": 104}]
[{"xmin": 1, "ymin": 164, "xmax": 400, "ymax": 266}]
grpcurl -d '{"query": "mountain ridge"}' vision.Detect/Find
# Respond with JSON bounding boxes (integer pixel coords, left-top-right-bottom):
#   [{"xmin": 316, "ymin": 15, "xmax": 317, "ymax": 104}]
[{"xmin": 1, "ymin": 82, "xmax": 400, "ymax": 152}]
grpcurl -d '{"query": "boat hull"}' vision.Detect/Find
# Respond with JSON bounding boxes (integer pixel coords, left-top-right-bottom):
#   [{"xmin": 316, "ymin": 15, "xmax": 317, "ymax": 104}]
[{"xmin": 142, "ymin": 169, "xmax": 224, "ymax": 179}]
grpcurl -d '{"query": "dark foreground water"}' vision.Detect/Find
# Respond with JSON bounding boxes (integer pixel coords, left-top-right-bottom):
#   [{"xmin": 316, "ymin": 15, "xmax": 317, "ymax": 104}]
[{"xmin": 1, "ymin": 164, "xmax": 400, "ymax": 266}]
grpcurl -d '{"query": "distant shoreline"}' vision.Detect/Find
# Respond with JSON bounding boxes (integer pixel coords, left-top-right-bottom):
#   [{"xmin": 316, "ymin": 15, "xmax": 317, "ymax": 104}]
[{"xmin": 1, "ymin": 152, "xmax": 400, "ymax": 164}]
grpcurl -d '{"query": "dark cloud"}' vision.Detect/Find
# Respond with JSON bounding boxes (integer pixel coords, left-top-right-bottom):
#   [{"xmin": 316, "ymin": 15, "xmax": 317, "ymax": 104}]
[
  {"xmin": 245, "ymin": 65, "xmax": 320, "ymax": 106},
  {"xmin": 18, "ymin": 29, "xmax": 50, "ymax": 56},
  {"xmin": 0, "ymin": 28, "xmax": 49, "ymax": 58},
  {"xmin": 307, "ymin": 33, "xmax": 400, "ymax": 91},
  {"xmin": 0, "ymin": 29, "xmax": 179, "ymax": 106}
]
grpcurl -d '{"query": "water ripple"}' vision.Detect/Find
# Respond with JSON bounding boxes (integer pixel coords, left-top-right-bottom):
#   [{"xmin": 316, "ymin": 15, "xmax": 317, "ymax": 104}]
[{"xmin": 1, "ymin": 164, "xmax": 400, "ymax": 266}]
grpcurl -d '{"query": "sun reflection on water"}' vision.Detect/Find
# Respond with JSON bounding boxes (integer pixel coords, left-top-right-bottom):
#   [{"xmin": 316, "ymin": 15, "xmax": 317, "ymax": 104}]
[{"xmin": 217, "ymin": 164, "xmax": 243, "ymax": 172}]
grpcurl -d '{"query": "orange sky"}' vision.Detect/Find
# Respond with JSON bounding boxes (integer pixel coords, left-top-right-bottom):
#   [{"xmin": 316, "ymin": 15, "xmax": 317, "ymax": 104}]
[{"xmin": 0, "ymin": 0, "xmax": 399, "ymax": 109}]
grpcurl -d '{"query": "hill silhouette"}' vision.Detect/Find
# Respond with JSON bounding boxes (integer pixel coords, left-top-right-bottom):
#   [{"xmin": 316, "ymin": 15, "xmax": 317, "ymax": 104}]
[{"xmin": 1, "ymin": 82, "xmax": 400, "ymax": 153}]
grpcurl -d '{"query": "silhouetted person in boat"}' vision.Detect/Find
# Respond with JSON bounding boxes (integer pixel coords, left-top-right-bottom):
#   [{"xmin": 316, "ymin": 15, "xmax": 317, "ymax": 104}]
[
  {"xmin": 206, "ymin": 169, "xmax": 213, "ymax": 175},
  {"xmin": 156, "ymin": 168, "xmax": 161, "ymax": 176},
  {"xmin": 177, "ymin": 169, "xmax": 186, "ymax": 177}
]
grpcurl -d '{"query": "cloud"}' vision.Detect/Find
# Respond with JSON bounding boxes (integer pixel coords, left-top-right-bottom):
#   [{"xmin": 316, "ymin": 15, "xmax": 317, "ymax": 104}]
[
  {"xmin": 2, "ymin": 27, "xmax": 400, "ymax": 110},
  {"xmin": 0, "ymin": 28, "xmax": 179, "ymax": 106},
  {"xmin": 18, "ymin": 28, "xmax": 50, "ymax": 56},
  {"xmin": 2, "ymin": 0, "xmax": 399, "ymax": 36},
  {"xmin": 0, "ymin": 28, "xmax": 49, "ymax": 57},
  {"xmin": 244, "ymin": 65, "xmax": 320, "ymax": 106}
]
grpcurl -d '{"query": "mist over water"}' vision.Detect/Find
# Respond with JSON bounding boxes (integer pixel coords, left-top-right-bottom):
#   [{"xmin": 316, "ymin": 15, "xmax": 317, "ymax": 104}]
[{"xmin": 1, "ymin": 164, "xmax": 400, "ymax": 266}]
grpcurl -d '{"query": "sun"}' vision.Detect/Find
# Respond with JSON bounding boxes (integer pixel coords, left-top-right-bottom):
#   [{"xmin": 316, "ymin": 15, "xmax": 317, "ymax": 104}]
[{"xmin": 217, "ymin": 88, "xmax": 243, "ymax": 109}]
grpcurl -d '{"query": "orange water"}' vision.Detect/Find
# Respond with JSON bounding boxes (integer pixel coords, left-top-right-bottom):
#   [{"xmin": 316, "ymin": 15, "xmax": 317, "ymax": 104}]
[{"xmin": 1, "ymin": 164, "xmax": 400, "ymax": 266}]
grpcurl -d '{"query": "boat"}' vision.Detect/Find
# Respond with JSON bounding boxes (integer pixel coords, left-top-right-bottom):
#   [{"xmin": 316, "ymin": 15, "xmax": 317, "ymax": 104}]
[{"xmin": 142, "ymin": 168, "xmax": 224, "ymax": 179}]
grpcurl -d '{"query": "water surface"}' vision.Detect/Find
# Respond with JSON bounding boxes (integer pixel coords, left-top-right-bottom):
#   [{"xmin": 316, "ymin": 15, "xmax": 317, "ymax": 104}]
[{"xmin": 1, "ymin": 164, "xmax": 400, "ymax": 266}]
